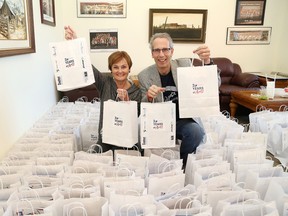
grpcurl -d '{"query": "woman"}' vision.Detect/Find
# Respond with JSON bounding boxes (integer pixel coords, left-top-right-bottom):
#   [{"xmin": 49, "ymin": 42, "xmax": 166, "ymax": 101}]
[{"xmin": 65, "ymin": 26, "xmax": 142, "ymax": 152}]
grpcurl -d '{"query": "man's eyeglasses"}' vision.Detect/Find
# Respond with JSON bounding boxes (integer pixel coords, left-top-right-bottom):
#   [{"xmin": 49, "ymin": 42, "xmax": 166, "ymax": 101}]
[{"xmin": 152, "ymin": 48, "xmax": 171, "ymax": 55}]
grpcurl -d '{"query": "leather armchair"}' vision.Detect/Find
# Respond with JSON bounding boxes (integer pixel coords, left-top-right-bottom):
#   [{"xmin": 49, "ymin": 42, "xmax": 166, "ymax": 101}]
[
  {"xmin": 196, "ymin": 57, "xmax": 260, "ymax": 112},
  {"xmin": 169, "ymin": 57, "xmax": 260, "ymax": 113},
  {"xmin": 217, "ymin": 58, "xmax": 260, "ymax": 112}
]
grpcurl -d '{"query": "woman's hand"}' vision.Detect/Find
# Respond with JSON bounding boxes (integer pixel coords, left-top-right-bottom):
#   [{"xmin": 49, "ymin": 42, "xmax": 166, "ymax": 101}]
[
  {"xmin": 64, "ymin": 26, "xmax": 77, "ymax": 40},
  {"xmin": 117, "ymin": 89, "xmax": 129, "ymax": 101}
]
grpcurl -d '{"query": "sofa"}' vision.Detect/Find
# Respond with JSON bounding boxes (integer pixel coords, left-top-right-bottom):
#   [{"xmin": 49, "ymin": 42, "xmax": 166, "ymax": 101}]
[
  {"xmin": 215, "ymin": 57, "xmax": 260, "ymax": 112},
  {"xmin": 193, "ymin": 57, "xmax": 260, "ymax": 112},
  {"xmin": 60, "ymin": 57, "xmax": 260, "ymax": 113},
  {"xmin": 60, "ymin": 83, "xmax": 100, "ymax": 102}
]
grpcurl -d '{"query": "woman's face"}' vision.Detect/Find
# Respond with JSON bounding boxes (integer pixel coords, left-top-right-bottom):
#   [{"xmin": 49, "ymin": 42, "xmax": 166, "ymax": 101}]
[{"xmin": 111, "ymin": 58, "xmax": 130, "ymax": 82}]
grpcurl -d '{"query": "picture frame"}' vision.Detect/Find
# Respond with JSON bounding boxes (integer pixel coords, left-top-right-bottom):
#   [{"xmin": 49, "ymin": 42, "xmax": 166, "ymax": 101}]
[
  {"xmin": 40, "ymin": 0, "xmax": 56, "ymax": 26},
  {"xmin": 235, "ymin": 0, "xmax": 266, "ymax": 25},
  {"xmin": 77, "ymin": 0, "xmax": 127, "ymax": 18},
  {"xmin": 149, "ymin": 9, "xmax": 207, "ymax": 43},
  {"xmin": 226, "ymin": 27, "xmax": 272, "ymax": 45},
  {"xmin": 0, "ymin": 0, "xmax": 35, "ymax": 57},
  {"xmin": 89, "ymin": 29, "xmax": 118, "ymax": 52}
]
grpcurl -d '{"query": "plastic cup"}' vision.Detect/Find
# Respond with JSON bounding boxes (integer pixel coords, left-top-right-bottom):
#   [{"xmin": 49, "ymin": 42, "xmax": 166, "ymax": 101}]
[{"xmin": 266, "ymin": 81, "xmax": 275, "ymax": 99}]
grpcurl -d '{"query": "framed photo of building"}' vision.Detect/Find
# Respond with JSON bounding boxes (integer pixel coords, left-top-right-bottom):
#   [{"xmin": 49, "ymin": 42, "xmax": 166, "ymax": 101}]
[
  {"xmin": 149, "ymin": 9, "xmax": 207, "ymax": 43},
  {"xmin": 40, "ymin": 0, "xmax": 56, "ymax": 26},
  {"xmin": 226, "ymin": 27, "xmax": 272, "ymax": 45},
  {"xmin": 0, "ymin": 0, "xmax": 35, "ymax": 57},
  {"xmin": 235, "ymin": 0, "xmax": 266, "ymax": 25},
  {"xmin": 77, "ymin": 0, "xmax": 127, "ymax": 18},
  {"xmin": 89, "ymin": 29, "xmax": 118, "ymax": 52}
]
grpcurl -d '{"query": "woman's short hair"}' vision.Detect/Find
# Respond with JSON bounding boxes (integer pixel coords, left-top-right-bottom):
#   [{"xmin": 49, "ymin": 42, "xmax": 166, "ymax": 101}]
[
  {"xmin": 149, "ymin": 32, "xmax": 174, "ymax": 50},
  {"xmin": 108, "ymin": 51, "xmax": 132, "ymax": 71}
]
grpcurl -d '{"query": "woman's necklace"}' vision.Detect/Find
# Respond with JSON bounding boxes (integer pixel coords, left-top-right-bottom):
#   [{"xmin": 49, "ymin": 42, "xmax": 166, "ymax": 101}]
[{"xmin": 116, "ymin": 80, "xmax": 130, "ymax": 89}]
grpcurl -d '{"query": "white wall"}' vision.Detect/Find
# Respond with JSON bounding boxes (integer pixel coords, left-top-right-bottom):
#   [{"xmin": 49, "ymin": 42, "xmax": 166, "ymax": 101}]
[
  {"xmin": 269, "ymin": 0, "xmax": 288, "ymax": 71},
  {"xmin": 0, "ymin": 1, "xmax": 64, "ymax": 158},
  {"xmin": 62, "ymin": 0, "xmax": 288, "ymax": 74},
  {"xmin": 0, "ymin": 0, "xmax": 287, "ymax": 159}
]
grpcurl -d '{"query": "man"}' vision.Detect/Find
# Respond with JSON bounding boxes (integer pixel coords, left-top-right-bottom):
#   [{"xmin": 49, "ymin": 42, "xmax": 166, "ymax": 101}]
[{"xmin": 138, "ymin": 32, "xmax": 220, "ymax": 168}]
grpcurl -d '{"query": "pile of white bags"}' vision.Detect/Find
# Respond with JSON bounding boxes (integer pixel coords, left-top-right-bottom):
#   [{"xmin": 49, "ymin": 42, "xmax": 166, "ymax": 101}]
[
  {"xmin": 0, "ymin": 100, "xmax": 287, "ymax": 215},
  {"xmin": 249, "ymin": 109, "xmax": 288, "ymax": 167}
]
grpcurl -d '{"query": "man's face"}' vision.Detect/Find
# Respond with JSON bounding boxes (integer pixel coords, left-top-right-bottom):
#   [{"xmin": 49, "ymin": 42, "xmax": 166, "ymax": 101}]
[{"xmin": 151, "ymin": 38, "xmax": 174, "ymax": 74}]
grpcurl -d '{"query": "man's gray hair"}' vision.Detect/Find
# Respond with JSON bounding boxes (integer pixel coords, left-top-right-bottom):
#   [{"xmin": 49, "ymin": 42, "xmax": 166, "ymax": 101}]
[{"xmin": 149, "ymin": 32, "xmax": 174, "ymax": 50}]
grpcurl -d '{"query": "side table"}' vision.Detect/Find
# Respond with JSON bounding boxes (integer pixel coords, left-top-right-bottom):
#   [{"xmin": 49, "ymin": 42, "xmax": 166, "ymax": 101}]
[
  {"xmin": 230, "ymin": 90, "xmax": 288, "ymax": 117},
  {"xmin": 249, "ymin": 72, "xmax": 288, "ymax": 88}
]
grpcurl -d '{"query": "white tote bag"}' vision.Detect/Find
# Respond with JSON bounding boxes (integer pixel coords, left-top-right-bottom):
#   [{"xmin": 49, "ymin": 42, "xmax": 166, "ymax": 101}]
[
  {"xmin": 177, "ymin": 65, "xmax": 220, "ymax": 118},
  {"xmin": 264, "ymin": 179, "xmax": 288, "ymax": 216},
  {"xmin": 49, "ymin": 38, "xmax": 95, "ymax": 91},
  {"xmin": 102, "ymin": 100, "xmax": 138, "ymax": 148},
  {"xmin": 148, "ymin": 173, "xmax": 185, "ymax": 197},
  {"xmin": 44, "ymin": 197, "xmax": 109, "ymax": 216},
  {"xmin": 140, "ymin": 102, "xmax": 176, "ymax": 149}
]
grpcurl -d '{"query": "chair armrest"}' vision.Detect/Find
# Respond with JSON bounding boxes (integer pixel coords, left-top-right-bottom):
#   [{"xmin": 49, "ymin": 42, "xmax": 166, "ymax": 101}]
[{"xmin": 230, "ymin": 73, "xmax": 260, "ymax": 88}]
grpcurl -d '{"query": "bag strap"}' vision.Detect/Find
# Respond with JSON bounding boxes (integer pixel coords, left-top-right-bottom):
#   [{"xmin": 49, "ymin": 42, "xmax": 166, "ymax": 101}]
[
  {"xmin": 118, "ymin": 145, "xmax": 141, "ymax": 156},
  {"xmin": 26, "ymin": 175, "xmax": 44, "ymax": 189},
  {"xmin": 16, "ymin": 199, "xmax": 35, "ymax": 215},
  {"xmin": 116, "ymin": 167, "xmax": 133, "ymax": 177},
  {"xmin": 64, "ymin": 202, "xmax": 87, "ymax": 216},
  {"xmin": 242, "ymin": 199, "xmax": 265, "ymax": 216},
  {"xmin": 152, "ymin": 92, "xmax": 164, "ymax": 103},
  {"xmin": 0, "ymin": 178, "xmax": 3, "ymax": 190},
  {"xmin": 256, "ymin": 104, "xmax": 266, "ymax": 112},
  {"xmin": 59, "ymin": 96, "xmax": 70, "ymax": 102},
  {"xmin": 279, "ymin": 104, "xmax": 288, "ymax": 111},
  {"xmin": 174, "ymin": 196, "xmax": 201, "ymax": 209},
  {"xmin": 116, "ymin": 89, "xmax": 130, "ymax": 102},
  {"xmin": 76, "ymin": 96, "xmax": 88, "ymax": 102},
  {"xmin": 191, "ymin": 57, "xmax": 204, "ymax": 67},
  {"xmin": 236, "ymin": 190, "xmax": 259, "ymax": 204},
  {"xmin": 91, "ymin": 97, "xmax": 101, "ymax": 103},
  {"xmin": 119, "ymin": 203, "xmax": 139, "ymax": 216},
  {"xmin": 72, "ymin": 166, "xmax": 89, "ymax": 173},
  {"xmin": 68, "ymin": 206, "xmax": 88, "ymax": 216},
  {"xmin": 161, "ymin": 149, "xmax": 176, "ymax": 160},
  {"xmin": 87, "ymin": 143, "xmax": 103, "ymax": 154}
]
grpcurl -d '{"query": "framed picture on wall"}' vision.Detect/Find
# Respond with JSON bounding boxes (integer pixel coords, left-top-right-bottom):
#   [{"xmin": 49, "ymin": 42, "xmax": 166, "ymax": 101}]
[
  {"xmin": 89, "ymin": 29, "xmax": 118, "ymax": 52},
  {"xmin": 226, "ymin": 27, "xmax": 272, "ymax": 45},
  {"xmin": 235, "ymin": 0, "xmax": 266, "ymax": 25},
  {"xmin": 77, "ymin": 0, "xmax": 127, "ymax": 18},
  {"xmin": 149, "ymin": 9, "xmax": 207, "ymax": 43},
  {"xmin": 40, "ymin": 0, "xmax": 56, "ymax": 26},
  {"xmin": 0, "ymin": 0, "xmax": 35, "ymax": 57}
]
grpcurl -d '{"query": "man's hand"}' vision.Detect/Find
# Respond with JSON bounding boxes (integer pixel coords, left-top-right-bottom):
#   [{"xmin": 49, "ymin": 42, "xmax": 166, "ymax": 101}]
[
  {"xmin": 64, "ymin": 26, "xmax": 77, "ymax": 40},
  {"xmin": 193, "ymin": 45, "xmax": 211, "ymax": 64},
  {"xmin": 147, "ymin": 85, "xmax": 165, "ymax": 102}
]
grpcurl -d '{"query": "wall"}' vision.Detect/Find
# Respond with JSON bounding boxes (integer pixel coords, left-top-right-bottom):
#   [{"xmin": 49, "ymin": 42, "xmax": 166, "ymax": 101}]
[
  {"xmin": 0, "ymin": 1, "xmax": 64, "ymax": 158},
  {"xmin": 62, "ymin": 0, "xmax": 288, "ymax": 75},
  {"xmin": 270, "ymin": 0, "xmax": 287, "ymax": 72}
]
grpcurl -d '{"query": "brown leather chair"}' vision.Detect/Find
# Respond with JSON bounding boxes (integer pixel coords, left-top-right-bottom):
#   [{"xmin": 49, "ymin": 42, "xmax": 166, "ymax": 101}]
[{"xmin": 194, "ymin": 57, "xmax": 260, "ymax": 112}]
